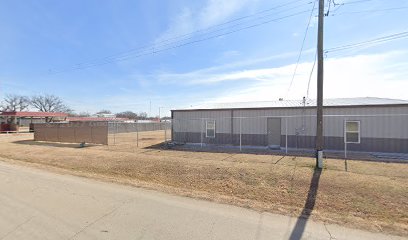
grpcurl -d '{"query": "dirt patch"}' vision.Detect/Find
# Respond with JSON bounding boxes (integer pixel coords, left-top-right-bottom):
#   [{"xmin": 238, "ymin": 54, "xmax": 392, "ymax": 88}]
[{"xmin": 0, "ymin": 132, "xmax": 407, "ymax": 236}]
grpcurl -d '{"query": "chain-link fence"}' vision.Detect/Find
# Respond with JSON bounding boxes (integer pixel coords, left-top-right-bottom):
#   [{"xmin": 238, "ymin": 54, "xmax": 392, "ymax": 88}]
[
  {"xmin": 32, "ymin": 115, "xmax": 408, "ymax": 161},
  {"xmin": 171, "ymin": 114, "xmax": 408, "ymax": 160},
  {"xmin": 108, "ymin": 122, "xmax": 172, "ymax": 147}
]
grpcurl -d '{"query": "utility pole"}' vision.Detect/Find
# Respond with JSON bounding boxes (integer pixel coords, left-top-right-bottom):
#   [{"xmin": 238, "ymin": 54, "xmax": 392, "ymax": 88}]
[{"xmin": 316, "ymin": 0, "xmax": 324, "ymax": 169}]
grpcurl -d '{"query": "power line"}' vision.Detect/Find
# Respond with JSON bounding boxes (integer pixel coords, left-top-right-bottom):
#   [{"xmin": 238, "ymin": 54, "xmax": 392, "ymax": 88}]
[
  {"xmin": 325, "ymin": 31, "xmax": 408, "ymax": 53},
  {"xmin": 110, "ymin": 0, "xmax": 312, "ymax": 59},
  {"xmin": 331, "ymin": 6, "xmax": 408, "ymax": 16},
  {"xmin": 341, "ymin": 0, "xmax": 377, "ymax": 5},
  {"xmin": 71, "ymin": 0, "xmax": 313, "ymax": 68},
  {"xmin": 306, "ymin": 50, "xmax": 317, "ymax": 99},
  {"xmin": 284, "ymin": 0, "xmax": 317, "ymax": 99},
  {"xmin": 328, "ymin": 0, "xmax": 380, "ymax": 15},
  {"xmin": 50, "ymin": 8, "xmax": 314, "ymax": 74},
  {"xmin": 49, "ymin": 1, "xmax": 313, "ymax": 74},
  {"xmin": 328, "ymin": 0, "xmax": 408, "ymax": 16},
  {"xmin": 99, "ymin": 2, "xmax": 312, "ymax": 62},
  {"xmin": 175, "ymin": 0, "xmax": 311, "ymax": 39}
]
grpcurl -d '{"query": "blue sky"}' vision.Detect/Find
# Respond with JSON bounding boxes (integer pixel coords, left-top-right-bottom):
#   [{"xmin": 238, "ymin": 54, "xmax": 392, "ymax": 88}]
[{"xmin": 0, "ymin": 0, "xmax": 407, "ymax": 116}]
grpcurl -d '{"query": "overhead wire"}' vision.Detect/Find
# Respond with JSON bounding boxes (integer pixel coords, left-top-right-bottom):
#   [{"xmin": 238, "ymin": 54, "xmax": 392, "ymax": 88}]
[
  {"xmin": 160, "ymin": 0, "xmax": 311, "ymax": 42},
  {"xmin": 105, "ymin": 0, "xmax": 311, "ymax": 60},
  {"xmin": 48, "ymin": 0, "xmax": 401, "ymax": 79},
  {"xmin": 330, "ymin": 6, "xmax": 408, "ymax": 16},
  {"xmin": 328, "ymin": 0, "xmax": 381, "ymax": 15},
  {"xmin": 98, "ymin": 2, "xmax": 312, "ymax": 62},
  {"xmin": 69, "ymin": 0, "xmax": 312, "ymax": 68},
  {"xmin": 52, "ymin": 3, "xmax": 314, "ymax": 73},
  {"xmin": 284, "ymin": 0, "xmax": 317, "ymax": 99},
  {"xmin": 325, "ymin": 31, "xmax": 408, "ymax": 53},
  {"xmin": 341, "ymin": 0, "xmax": 377, "ymax": 5},
  {"xmin": 306, "ymin": 50, "xmax": 317, "ymax": 100},
  {"xmin": 50, "ymin": 5, "xmax": 315, "ymax": 74}
]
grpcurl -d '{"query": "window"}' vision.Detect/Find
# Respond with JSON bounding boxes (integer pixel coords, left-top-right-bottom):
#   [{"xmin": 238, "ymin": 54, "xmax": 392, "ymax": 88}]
[
  {"xmin": 206, "ymin": 120, "xmax": 215, "ymax": 138},
  {"xmin": 345, "ymin": 121, "xmax": 360, "ymax": 143}
]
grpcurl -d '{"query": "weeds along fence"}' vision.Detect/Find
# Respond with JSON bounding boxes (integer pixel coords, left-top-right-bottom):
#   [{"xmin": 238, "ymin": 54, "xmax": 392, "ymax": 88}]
[
  {"xmin": 171, "ymin": 114, "xmax": 408, "ymax": 159},
  {"xmin": 108, "ymin": 122, "xmax": 172, "ymax": 147}
]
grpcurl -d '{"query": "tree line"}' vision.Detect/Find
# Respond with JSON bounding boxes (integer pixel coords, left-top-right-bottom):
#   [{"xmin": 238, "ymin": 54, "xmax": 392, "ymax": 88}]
[
  {"xmin": 0, "ymin": 94, "xmax": 71, "ymax": 113},
  {"xmin": 0, "ymin": 94, "xmax": 159, "ymax": 120},
  {"xmin": 95, "ymin": 109, "xmax": 154, "ymax": 120}
]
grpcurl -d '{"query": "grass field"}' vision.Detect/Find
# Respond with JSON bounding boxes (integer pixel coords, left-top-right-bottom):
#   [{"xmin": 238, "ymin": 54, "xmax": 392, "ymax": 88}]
[{"xmin": 0, "ymin": 132, "xmax": 407, "ymax": 236}]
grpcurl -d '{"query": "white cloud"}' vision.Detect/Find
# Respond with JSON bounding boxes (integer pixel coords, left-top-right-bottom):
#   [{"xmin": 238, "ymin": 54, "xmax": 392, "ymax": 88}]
[
  {"xmin": 212, "ymin": 51, "xmax": 408, "ymax": 102},
  {"xmin": 156, "ymin": 49, "xmax": 314, "ymax": 84},
  {"xmin": 153, "ymin": 50, "xmax": 408, "ymax": 104},
  {"xmin": 66, "ymin": 50, "xmax": 408, "ymax": 114},
  {"xmin": 157, "ymin": 66, "xmax": 282, "ymax": 85},
  {"xmin": 155, "ymin": 7, "xmax": 195, "ymax": 44},
  {"xmin": 155, "ymin": 0, "xmax": 253, "ymax": 43},
  {"xmin": 198, "ymin": 0, "xmax": 254, "ymax": 28}
]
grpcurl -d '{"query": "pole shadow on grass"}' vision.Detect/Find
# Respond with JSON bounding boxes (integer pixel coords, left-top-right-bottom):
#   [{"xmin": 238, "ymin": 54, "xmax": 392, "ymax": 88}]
[{"xmin": 288, "ymin": 167, "xmax": 322, "ymax": 240}]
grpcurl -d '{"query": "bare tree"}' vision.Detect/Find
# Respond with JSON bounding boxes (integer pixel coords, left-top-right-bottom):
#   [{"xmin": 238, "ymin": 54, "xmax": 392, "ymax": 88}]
[
  {"xmin": 68, "ymin": 111, "xmax": 90, "ymax": 117},
  {"xmin": 79, "ymin": 112, "xmax": 91, "ymax": 117},
  {"xmin": 0, "ymin": 94, "xmax": 30, "ymax": 112},
  {"xmin": 30, "ymin": 94, "xmax": 70, "ymax": 112},
  {"xmin": 116, "ymin": 111, "xmax": 138, "ymax": 119},
  {"xmin": 138, "ymin": 112, "xmax": 147, "ymax": 120},
  {"xmin": 96, "ymin": 109, "xmax": 112, "ymax": 114}
]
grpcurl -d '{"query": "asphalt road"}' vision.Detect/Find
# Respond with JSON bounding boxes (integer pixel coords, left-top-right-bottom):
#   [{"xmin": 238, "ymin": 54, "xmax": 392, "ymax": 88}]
[{"xmin": 0, "ymin": 161, "xmax": 405, "ymax": 240}]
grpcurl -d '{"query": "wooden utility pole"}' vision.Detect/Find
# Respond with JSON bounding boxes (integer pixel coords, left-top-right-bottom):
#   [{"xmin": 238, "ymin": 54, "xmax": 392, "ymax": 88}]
[{"xmin": 316, "ymin": 0, "xmax": 324, "ymax": 168}]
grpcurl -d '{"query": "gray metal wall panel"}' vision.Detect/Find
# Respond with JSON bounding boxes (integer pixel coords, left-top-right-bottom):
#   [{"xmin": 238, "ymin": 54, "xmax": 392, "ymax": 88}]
[
  {"xmin": 173, "ymin": 110, "xmax": 231, "ymax": 133},
  {"xmin": 173, "ymin": 106, "xmax": 408, "ymax": 140},
  {"xmin": 173, "ymin": 132, "xmax": 408, "ymax": 153}
]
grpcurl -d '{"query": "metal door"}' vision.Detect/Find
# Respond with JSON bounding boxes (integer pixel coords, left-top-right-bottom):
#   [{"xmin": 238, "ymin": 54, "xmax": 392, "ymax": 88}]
[{"xmin": 267, "ymin": 118, "xmax": 281, "ymax": 147}]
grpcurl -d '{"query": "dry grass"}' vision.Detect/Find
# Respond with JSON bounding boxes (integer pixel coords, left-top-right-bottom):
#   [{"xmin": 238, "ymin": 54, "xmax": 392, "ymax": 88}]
[{"xmin": 0, "ymin": 132, "xmax": 407, "ymax": 236}]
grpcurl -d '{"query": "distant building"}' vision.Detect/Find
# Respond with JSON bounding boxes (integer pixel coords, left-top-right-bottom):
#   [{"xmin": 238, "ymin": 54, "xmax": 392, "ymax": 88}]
[
  {"xmin": 171, "ymin": 97, "xmax": 408, "ymax": 154},
  {"xmin": 0, "ymin": 111, "xmax": 68, "ymax": 132}
]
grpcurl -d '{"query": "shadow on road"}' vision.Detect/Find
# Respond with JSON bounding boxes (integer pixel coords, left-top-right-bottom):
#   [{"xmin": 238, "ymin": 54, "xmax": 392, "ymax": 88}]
[{"xmin": 289, "ymin": 167, "xmax": 322, "ymax": 240}]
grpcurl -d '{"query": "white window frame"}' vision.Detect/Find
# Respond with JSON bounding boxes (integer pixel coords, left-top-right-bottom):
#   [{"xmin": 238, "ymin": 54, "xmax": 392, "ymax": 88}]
[
  {"xmin": 344, "ymin": 120, "xmax": 360, "ymax": 144},
  {"xmin": 206, "ymin": 120, "xmax": 216, "ymax": 138}
]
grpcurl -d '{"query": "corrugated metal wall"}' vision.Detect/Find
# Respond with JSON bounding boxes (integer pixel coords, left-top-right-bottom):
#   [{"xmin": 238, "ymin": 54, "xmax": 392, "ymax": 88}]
[{"xmin": 172, "ymin": 106, "xmax": 408, "ymax": 139}]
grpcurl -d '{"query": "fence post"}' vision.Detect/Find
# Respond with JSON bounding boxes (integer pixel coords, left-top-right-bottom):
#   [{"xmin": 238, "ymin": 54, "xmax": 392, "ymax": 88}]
[
  {"xmin": 344, "ymin": 119, "xmax": 347, "ymax": 159},
  {"xmin": 201, "ymin": 119, "xmax": 203, "ymax": 148},
  {"xmin": 113, "ymin": 122, "xmax": 116, "ymax": 145},
  {"xmin": 164, "ymin": 121, "xmax": 167, "ymax": 142},
  {"xmin": 239, "ymin": 118, "xmax": 242, "ymax": 152},
  {"xmin": 44, "ymin": 123, "xmax": 47, "ymax": 141},
  {"xmin": 285, "ymin": 117, "xmax": 288, "ymax": 154},
  {"xmin": 74, "ymin": 124, "xmax": 77, "ymax": 143},
  {"xmin": 57, "ymin": 124, "xmax": 61, "ymax": 143},
  {"xmin": 90, "ymin": 123, "xmax": 94, "ymax": 144},
  {"xmin": 136, "ymin": 122, "xmax": 139, "ymax": 148}
]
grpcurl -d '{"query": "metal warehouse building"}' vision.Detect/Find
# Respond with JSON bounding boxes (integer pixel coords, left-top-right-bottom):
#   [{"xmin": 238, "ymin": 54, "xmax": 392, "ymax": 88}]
[{"xmin": 171, "ymin": 97, "xmax": 408, "ymax": 154}]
